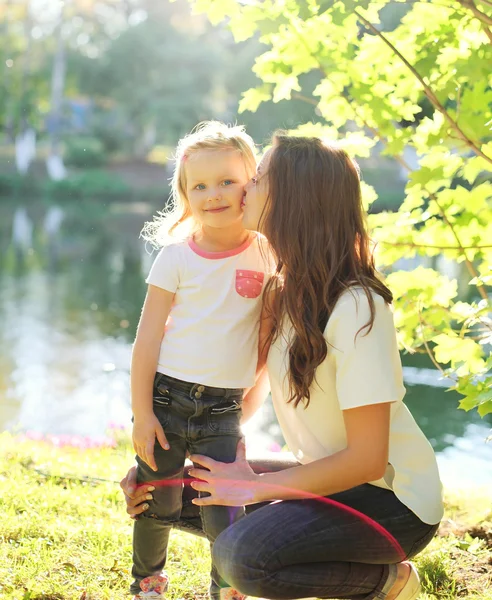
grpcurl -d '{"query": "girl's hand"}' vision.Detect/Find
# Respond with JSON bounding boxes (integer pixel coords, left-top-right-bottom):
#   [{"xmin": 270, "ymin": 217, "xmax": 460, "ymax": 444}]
[
  {"xmin": 132, "ymin": 413, "xmax": 169, "ymax": 471},
  {"xmin": 189, "ymin": 439, "xmax": 259, "ymax": 506}
]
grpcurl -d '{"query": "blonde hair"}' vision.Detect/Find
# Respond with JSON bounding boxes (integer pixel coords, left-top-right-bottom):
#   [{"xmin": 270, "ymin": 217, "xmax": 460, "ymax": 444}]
[{"xmin": 142, "ymin": 121, "xmax": 257, "ymax": 246}]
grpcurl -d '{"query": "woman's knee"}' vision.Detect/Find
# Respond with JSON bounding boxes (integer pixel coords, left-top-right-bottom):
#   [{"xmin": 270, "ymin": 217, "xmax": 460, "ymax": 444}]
[{"xmin": 212, "ymin": 523, "xmax": 272, "ymax": 595}]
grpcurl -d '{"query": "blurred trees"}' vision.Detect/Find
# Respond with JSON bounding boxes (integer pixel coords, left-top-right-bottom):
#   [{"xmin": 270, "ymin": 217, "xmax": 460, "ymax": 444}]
[{"xmin": 0, "ymin": 0, "xmax": 320, "ymax": 156}]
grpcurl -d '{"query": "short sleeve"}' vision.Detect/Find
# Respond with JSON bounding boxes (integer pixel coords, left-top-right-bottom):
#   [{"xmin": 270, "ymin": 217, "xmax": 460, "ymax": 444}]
[
  {"xmin": 326, "ymin": 290, "xmax": 406, "ymax": 411},
  {"xmin": 145, "ymin": 244, "xmax": 180, "ymax": 293}
]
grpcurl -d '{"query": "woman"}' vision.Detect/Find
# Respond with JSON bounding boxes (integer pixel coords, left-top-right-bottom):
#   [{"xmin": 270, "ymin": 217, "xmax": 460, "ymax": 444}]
[{"xmin": 121, "ymin": 135, "xmax": 443, "ymax": 600}]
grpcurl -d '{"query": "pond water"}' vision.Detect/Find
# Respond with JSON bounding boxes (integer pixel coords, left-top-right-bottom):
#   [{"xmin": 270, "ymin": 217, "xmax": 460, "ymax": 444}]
[{"xmin": 0, "ymin": 200, "xmax": 490, "ymax": 490}]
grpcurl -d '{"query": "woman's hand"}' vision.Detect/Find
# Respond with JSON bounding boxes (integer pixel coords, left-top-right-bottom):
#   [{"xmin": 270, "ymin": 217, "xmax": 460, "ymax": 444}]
[
  {"xmin": 119, "ymin": 465, "xmax": 155, "ymax": 519},
  {"xmin": 189, "ymin": 439, "xmax": 260, "ymax": 506}
]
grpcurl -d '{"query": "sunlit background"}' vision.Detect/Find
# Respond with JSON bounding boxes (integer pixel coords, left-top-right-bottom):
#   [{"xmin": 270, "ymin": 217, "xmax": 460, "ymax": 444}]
[{"xmin": 0, "ymin": 0, "xmax": 490, "ymax": 489}]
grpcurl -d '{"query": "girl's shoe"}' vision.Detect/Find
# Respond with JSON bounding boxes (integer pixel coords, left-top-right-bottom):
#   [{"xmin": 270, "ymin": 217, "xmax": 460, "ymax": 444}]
[
  {"xmin": 132, "ymin": 574, "xmax": 169, "ymax": 599},
  {"xmin": 220, "ymin": 588, "xmax": 247, "ymax": 600},
  {"xmin": 393, "ymin": 562, "xmax": 421, "ymax": 600}
]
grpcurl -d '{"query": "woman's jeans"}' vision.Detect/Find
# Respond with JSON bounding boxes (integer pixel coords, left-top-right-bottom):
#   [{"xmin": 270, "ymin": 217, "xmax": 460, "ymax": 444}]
[
  {"xmin": 171, "ymin": 456, "xmax": 440, "ymax": 600},
  {"xmin": 131, "ymin": 373, "xmax": 244, "ymax": 599}
]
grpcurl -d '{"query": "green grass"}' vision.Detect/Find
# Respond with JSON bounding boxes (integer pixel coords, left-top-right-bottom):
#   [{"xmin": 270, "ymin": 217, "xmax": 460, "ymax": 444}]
[{"xmin": 0, "ymin": 432, "xmax": 490, "ymax": 599}]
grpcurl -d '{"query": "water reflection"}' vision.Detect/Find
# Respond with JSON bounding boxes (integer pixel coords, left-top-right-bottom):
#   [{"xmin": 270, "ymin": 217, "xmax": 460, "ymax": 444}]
[{"xmin": 0, "ymin": 200, "xmax": 490, "ymax": 487}]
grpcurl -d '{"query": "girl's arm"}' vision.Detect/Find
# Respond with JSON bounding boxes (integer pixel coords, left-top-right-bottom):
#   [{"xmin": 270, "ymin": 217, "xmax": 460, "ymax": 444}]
[
  {"xmin": 131, "ymin": 284, "xmax": 174, "ymax": 471},
  {"xmin": 257, "ymin": 288, "xmax": 275, "ymax": 373},
  {"xmin": 241, "ymin": 368, "xmax": 271, "ymax": 424},
  {"xmin": 189, "ymin": 401, "xmax": 391, "ymax": 506},
  {"xmin": 240, "ymin": 289, "xmax": 275, "ymax": 423}
]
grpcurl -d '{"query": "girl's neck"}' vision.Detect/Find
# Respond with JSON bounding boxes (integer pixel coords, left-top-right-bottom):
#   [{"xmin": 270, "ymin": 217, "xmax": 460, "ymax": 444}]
[{"xmin": 194, "ymin": 223, "xmax": 252, "ymax": 252}]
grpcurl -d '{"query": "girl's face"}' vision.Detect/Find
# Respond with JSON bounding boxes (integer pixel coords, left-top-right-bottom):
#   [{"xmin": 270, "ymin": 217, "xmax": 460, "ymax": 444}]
[
  {"xmin": 185, "ymin": 149, "xmax": 250, "ymax": 230},
  {"xmin": 241, "ymin": 149, "xmax": 272, "ymax": 233}
]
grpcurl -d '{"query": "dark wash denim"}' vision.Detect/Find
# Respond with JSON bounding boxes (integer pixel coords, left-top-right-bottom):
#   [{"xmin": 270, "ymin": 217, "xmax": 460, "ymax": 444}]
[
  {"xmin": 131, "ymin": 373, "xmax": 244, "ymax": 599},
  {"xmin": 169, "ymin": 457, "xmax": 440, "ymax": 600}
]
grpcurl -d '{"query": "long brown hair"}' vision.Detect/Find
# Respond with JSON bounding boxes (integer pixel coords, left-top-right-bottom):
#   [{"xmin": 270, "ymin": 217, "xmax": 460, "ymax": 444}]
[{"xmin": 261, "ymin": 134, "xmax": 393, "ymax": 408}]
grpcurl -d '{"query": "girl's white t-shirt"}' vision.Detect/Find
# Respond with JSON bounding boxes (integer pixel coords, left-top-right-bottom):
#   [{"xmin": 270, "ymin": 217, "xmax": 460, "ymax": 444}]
[
  {"xmin": 267, "ymin": 287, "xmax": 444, "ymax": 525},
  {"xmin": 146, "ymin": 234, "xmax": 273, "ymax": 389}
]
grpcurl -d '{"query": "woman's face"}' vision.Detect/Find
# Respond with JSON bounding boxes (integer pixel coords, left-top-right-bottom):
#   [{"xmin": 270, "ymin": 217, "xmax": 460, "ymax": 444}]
[{"xmin": 241, "ymin": 149, "xmax": 272, "ymax": 233}]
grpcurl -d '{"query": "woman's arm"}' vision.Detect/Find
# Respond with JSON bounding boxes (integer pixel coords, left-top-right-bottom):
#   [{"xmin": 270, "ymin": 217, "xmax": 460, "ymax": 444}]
[
  {"xmin": 189, "ymin": 401, "xmax": 391, "ymax": 506},
  {"xmin": 131, "ymin": 284, "xmax": 174, "ymax": 470},
  {"xmin": 252, "ymin": 402, "xmax": 391, "ymax": 500}
]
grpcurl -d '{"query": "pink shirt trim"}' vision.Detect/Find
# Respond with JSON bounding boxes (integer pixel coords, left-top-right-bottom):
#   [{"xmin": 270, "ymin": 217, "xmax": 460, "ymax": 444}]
[{"xmin": 188, "ymin": 233, "xmax": 255, "ymax": 259}]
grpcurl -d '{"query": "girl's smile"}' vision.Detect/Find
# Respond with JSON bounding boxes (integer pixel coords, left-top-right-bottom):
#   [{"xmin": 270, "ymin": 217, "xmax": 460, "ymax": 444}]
[{"xmin": 204, "ymin": 206, "xmax": 229, "ymax": 213}]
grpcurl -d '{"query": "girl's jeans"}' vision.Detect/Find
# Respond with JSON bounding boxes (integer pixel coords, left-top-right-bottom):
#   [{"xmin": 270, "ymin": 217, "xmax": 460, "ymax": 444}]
[
  {"xmin": 171, "ymin": 456, "xmax": 440, "ymax": 600},
  {"xmin": 131, "ymin": 373, "xmax": 244, "ymax": 599}
]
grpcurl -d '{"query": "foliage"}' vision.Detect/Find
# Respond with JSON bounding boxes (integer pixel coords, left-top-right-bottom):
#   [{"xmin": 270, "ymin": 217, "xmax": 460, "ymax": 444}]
[
  {"xmin": 193, "ymin": 0, "xmax": 492, "ymax": 417},
  {"xmin": 0, "ymin": 172, "xmax": 38, "ymax": 196},
  {"xmin": 71, "ymin": 7, "xmax": 220, "ymax": 148},
  {"xmin": 45, "ymin": 169, "xmax": 129, "ymax": 200},
  {"xmin": 90, "ymin": 108, "xmax": 130, "ymax": 155},
  {"xmin": 0, "ymin": 169, "xmax": 166, "ymax": 203},
  {"xmin": 1, "ymin": 0, "xmax": 324, "ymax": 156},
  {"xmin": 64, "ymin": 135, "xmax": 107, "ymax": 168}
]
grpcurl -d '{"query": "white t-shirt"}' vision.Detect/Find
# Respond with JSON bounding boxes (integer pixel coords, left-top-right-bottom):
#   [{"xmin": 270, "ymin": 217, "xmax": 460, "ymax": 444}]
[
  {"xmin": 267, "ymin": 287, "xmax": 444, "ymax": 525},
  {"xmin": 146, "ymin": 233, "xmax": 274, "ymax": 388}
]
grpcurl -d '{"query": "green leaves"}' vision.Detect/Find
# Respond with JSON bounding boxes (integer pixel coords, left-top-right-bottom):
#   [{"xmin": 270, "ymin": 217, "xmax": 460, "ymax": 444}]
[
  {"xmin": 433, "ymin": 334, "xmax": 485, "ymax": 375},
  {"xmin": 462, "ymin": 156, "xmax": 491, "ymax": 185},
  {"xmin": 191, "ymin": 0, "xmax": 240, "ymax": 25},
  {"xmin": 458, "ymin": 378, "xmax": 492, "ymax": 417},
  {"xmin": 239, "ymin": 85, "xmax": 273, "ymax": 113},
  {"xmin": 387, "ymin": 267, "xmax": 458, "ymax": 309},
  {"xmin": 195, "ymin": 0, "xmax": 492, "ymax": 417}
]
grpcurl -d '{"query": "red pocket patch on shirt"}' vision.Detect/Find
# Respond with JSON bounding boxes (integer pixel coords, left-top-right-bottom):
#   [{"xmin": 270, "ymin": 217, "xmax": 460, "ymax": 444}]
[{"xmin": 235, "ymin": 269, "xmax": 265, "ymax": 299}]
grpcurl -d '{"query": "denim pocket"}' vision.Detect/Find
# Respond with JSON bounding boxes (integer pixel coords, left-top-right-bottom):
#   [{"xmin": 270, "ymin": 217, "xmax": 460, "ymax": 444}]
[
  {"xmin": 153, "ymin": 383, "xmax": 172, "ymax": 428},
  {"xmin": 207, "ymin": 400, "xmax": 242, "ymax": 434}
]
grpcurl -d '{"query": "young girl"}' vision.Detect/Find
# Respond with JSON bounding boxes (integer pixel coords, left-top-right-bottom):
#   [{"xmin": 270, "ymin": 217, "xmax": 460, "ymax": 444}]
[{"xmin": 130, "ymin": 122, "xmax": 271, "ymax": 600}]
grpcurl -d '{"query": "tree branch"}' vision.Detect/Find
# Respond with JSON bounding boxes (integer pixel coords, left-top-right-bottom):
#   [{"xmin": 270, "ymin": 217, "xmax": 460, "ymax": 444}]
[
  {"xmin": 427, "ymin": 194, "xmax": 489, "ymax": 301},
  {"xmin": 353, "ymin": 9, "xmax": 492, "ymax": 165},
  {"xmin": 291, "ymin": 92, "xmax": 319, "ymax": 106},
  {"xmin": 456, "ymin": 0, "xmax": 492, "ymax": 43},
  {"xmin": 455, "ymin": 0, "xmax": 492, "ymax": 26},
  {"xmin": 379, "ymin": 241, "xmax": 492, "ymax": 250},
  {"xmin": 483, "ymin": 24, "xmax": 492, "ymax": 43},
  {"xmin": 474, "ymin": 0, "xmax": 492, "ymax": 8},
  {"xmin": 417, "ymin": 302, "xmax": 458, "ymax": 380}
]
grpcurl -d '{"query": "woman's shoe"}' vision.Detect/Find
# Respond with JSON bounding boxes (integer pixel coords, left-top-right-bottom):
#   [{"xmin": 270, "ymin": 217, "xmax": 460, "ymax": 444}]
[{"xmin": 393, "ymin": 562, "xmax": 421, "ymax": 600}]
